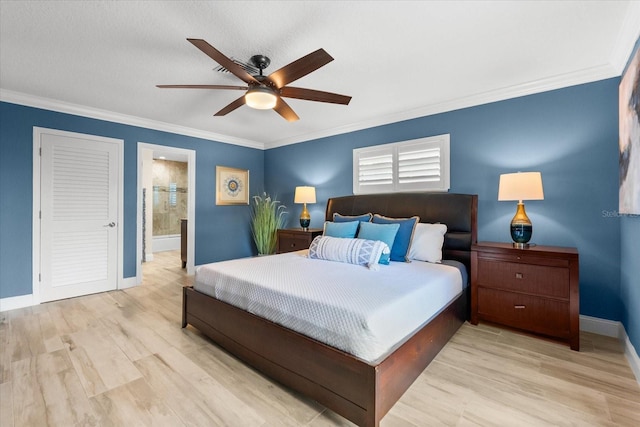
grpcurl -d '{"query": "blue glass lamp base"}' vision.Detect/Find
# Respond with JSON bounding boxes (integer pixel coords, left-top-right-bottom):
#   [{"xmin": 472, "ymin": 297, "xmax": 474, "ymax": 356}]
[
  {"xmin": 510, "ymin": 223, "xmax": 532, "ymax": 248},
  {"xmin": 509, "ymin": 202, "xmax": 533, "ymax": 249},
  {"xmin": 299, "ymin": 218, "xmax": 310, "ymax": 230}
]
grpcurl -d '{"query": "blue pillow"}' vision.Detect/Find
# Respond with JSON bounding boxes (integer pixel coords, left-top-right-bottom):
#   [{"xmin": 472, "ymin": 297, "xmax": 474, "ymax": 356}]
[
  {"xmin": 356, "ymin": 221, "xmax": 399, "ymax": 264},
  {"xmin": 323, "ymin": 221, "xmax": 359, "ymax": 238},
  {"xmin": 372, "ymin": 214, "xmax": 420, "ymax": 262},
  {"xmin": 333, "ymin": 212, "xmax": 373, "ymax": 223}
]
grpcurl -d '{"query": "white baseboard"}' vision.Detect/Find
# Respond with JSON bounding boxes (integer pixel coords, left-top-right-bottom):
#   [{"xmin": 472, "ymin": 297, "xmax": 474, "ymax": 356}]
[
  {"xmin": 623, "ymin": 331, "xmax": 640, "ymax": 385},
  {"xmin": 0, "ymin": 293, "xmax": 35, "ymax": 312},
  {"xmin": 1, "ymin": 275, "xmax": 139, "ymax": 312},
  {"xmin": 153, "ymin": 235, "xmax": 180, "ymax": 252},
  {"xmin": 580, "ymin": 314, "xmax": 623, "ymax": 338},
  {"xmin": 118, "ymin": 276, "xmax": 138, "ymax": 290},
  {"xmin": 580, "ymin": 314, "xmax": 640, "ymax": 385}
]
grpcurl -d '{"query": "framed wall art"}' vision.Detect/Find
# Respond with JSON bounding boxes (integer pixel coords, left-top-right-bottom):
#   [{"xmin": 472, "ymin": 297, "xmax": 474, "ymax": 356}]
[
  {"xmin": 216, "ymin": 166, "xmax": 249, "ymax": 205},
  {"xmin": 619, "ymin": 43, "xmax": 640, "ymax": 215}
]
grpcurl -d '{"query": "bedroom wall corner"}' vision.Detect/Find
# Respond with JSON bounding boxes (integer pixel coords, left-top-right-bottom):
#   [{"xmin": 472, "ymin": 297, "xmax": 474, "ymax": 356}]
[
  {"xmin": 620, "ymin": 215, "xmax": 640, "ymax": 369},
  {"xmin": 624, "ymin": 327, "xmax": 640, "ymax": 386},
  {"xmin": 579, "ymin": 314, "xmax": 639, "ymax": 384},
  {"xmin": 0, "ymin": 100, "xmax": 265, "ymax": 300},
  {"xmin": 265, "ymin": 78, "xmax": 622, "ymax": 325},
  {"xmin": 618, "ymin": 35, "xmax": 640, "ymax": 365}
]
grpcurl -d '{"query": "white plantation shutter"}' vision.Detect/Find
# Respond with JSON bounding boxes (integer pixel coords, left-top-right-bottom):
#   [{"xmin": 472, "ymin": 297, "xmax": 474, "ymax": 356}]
[
  {"xmin": 353, "ymin": 134, "xmax": 450, "ymax": 194},
  {"xmin": 354, "ymin": 146, "xmax": 394, "ymax": 193}
]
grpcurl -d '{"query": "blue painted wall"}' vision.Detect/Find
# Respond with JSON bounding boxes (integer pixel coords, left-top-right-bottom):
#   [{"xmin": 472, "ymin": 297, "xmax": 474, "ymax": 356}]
[
  {"xmin": 266, "ymin": 78, "xmax": 621, "ymax": 322},
  {"xmin": 619, "ymin": 37, "xmax": 640, "ymax": 353},
  {"xmin": 620, "ymin": 217, "xmax": 640, "ymax": 351},
  {"xmin": 0, "ymin": 102, "xmax": 264, "ymax": 299}
]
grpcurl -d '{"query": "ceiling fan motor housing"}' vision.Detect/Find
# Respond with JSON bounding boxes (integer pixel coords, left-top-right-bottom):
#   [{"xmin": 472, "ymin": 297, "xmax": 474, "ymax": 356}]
[{"xmin": 250, "ymin": 55, "xmax": 271, "ymax": 72}]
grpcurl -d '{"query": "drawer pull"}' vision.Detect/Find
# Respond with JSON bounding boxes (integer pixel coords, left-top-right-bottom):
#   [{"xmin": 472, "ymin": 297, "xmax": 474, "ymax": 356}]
[
  {"xmin": 514, "ymin": 305, "xmax": 526, "ymax": 309},
  {"xmin": 515, "ymin": 272, "xmax": 523, "ymax": 279},
  {"xmin": 290, "ymin": 243, "xmax": 296, "ymax": 247}
]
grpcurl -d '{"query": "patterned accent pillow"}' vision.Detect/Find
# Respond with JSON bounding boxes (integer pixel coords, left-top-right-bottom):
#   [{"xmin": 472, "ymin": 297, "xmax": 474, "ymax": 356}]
[{"xmin": 308, "ymin": 236, "xmax": 389, "ymax": 270}]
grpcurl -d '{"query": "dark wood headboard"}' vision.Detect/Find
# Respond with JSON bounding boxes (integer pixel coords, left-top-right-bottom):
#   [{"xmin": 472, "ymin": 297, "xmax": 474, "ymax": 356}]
[{"xmin": 326, "ymin": 192, "xmax": 478, "ymax": 272}]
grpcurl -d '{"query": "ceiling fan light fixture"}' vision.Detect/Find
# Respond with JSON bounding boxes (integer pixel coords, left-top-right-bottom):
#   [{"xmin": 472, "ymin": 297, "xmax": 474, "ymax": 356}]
[
  {"xmin": 160, "ymin": 40, "xmax": 350, "ymax": 120},
  {"xmin": 245, "ymin": 86, "xmax": 277, "ymax": 110}
]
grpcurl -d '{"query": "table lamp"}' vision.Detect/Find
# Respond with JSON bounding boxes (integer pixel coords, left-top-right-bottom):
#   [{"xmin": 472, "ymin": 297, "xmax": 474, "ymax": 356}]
[
  {"xmin": 294, "ymin": 186, "xmax": 316, "ymax": 231},
  {"xmin": 498, "ymin": 172, "xmax": 544, "ymax": 248}
]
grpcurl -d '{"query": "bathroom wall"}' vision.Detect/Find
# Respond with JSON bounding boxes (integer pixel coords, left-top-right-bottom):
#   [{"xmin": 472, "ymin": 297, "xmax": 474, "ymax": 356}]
[
  {"xmin": 152, "ymin": 159, "xmax": 188, "ymax": 237},
  {"xmin": 141, "ymin": 148, "xmax": 154, "ymax": 261}
]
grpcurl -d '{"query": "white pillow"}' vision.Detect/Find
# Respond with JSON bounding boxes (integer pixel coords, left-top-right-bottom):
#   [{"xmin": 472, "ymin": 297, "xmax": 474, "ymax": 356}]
[{"xmin": 408, "ymin": 223, "xmax": 447, "ymax": 263}]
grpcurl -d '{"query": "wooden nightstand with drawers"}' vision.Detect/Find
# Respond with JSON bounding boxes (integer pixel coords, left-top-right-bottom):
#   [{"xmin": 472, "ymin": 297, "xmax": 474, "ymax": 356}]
[
  {"xmin": 471, "ymin": 242, "xmax": 580, "ymax": 350},
  {"xmin": 276, "ymin": 228, "xmax": 323, "ymax": 254}
]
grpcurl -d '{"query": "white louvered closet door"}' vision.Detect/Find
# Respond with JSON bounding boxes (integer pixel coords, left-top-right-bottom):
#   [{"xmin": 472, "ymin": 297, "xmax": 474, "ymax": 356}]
[{"xmin": 40, "ymin": 133, "xmax": 118, "ymax": 302}]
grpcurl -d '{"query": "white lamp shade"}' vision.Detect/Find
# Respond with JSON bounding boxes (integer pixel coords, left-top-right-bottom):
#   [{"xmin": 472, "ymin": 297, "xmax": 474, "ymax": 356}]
[
  {"xmin": 245, "ymin": 87, "xmax": 277, "ymax": 109},
  {"xmin": 498, "ymin": 172, "xmax": 544, "ymax": 201},
  {"xmin": 294, "ymin": 186, "xmax": 316, "ymax": 204}
]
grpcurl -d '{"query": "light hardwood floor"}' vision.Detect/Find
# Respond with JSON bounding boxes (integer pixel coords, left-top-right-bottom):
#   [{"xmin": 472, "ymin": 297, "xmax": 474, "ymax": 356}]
[{"xmin": 1, "ymin": 250, "xmax": 639, "ymax": 426}]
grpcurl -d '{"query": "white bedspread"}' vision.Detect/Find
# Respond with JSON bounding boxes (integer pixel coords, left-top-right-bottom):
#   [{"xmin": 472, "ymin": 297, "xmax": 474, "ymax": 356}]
[{"xmin": 194, "ymin": 251, "xmax": 463, "ymax": 364}]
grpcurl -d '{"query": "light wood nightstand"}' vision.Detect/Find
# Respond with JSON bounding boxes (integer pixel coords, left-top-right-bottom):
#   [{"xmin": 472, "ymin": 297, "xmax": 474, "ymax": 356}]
[
  {"xmin": 471, "ymin": 242, "xmax": 580, "ymax": 351},
  {"xmin": 276, "ymin": 228, "xmax": 323, "ymax": 254}
]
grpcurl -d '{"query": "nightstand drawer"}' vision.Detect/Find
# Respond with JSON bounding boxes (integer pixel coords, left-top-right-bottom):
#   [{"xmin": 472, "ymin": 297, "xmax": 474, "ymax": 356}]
[
  {"xmin": 477, "ymin": 259, "xmax": 569, "ymax": 298},
  {"xmin": 276, "ymin": 228, "xmax": 323, "ymax": 254},
  {"xmin": 278, "ymin": 234, "xmax": 311, "ymax": 252},
  {"xmin": 478, "ymin": 288, "xmax": 569, "ymax": 338}
]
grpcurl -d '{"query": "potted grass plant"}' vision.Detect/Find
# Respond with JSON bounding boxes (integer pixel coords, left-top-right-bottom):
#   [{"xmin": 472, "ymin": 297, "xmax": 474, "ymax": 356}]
[{"xmin": 250, "ymin": 192, "xmax": 287, "ymax": 255}]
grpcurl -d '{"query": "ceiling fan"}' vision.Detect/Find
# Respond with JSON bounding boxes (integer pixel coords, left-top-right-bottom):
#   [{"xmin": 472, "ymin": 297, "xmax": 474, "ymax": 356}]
[{"xmin": 157, "ymin": 38, "xmax": 352, "ymax": 122}]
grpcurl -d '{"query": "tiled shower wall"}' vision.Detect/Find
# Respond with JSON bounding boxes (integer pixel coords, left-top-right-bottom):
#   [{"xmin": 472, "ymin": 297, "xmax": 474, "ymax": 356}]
[{"xmin": 152, "ymin": 159, "xmax": 188, "ymax": 236}]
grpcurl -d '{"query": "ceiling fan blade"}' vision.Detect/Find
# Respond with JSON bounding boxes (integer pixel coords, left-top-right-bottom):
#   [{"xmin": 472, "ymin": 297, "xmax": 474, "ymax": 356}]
[
  {"xmin": 273, "ymin": 97, "xmax": 299, "ymax": 122},
  {"xmin": 280, "ymin": 87, "xmax": 351, "ymax": 105},
  {"xmin": 156, "ymin": 84, "xmax": 248, "ymax": 90},
  {"xmin": 214, "ymin": 96, "xmax": 246, "ymax": 116},
  {"xmin": 266, "ymin": 48, "xmax": 334, "ymax": 88},
  {"xmin": 187, "ymin": 38, "xmax": 259, "ymax": 85}
]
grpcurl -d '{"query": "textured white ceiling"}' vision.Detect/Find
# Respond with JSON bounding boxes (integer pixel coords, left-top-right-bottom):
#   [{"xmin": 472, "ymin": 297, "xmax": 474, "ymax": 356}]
[{"xmin": 1, "ymin": 1, "xmax": 639, "ymax": 149}]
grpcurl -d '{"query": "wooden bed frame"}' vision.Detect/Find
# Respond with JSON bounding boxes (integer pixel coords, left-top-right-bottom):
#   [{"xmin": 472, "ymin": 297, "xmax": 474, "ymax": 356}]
[{"xmin": 182, "ymin": 192, "xmax": 478, "ymax": 426}]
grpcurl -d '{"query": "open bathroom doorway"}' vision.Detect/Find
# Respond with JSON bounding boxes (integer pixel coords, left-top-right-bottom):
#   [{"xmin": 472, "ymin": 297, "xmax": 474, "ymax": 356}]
[{"xmin": 137, "ymin": 143, "xmax": 196, "ymax": 285}]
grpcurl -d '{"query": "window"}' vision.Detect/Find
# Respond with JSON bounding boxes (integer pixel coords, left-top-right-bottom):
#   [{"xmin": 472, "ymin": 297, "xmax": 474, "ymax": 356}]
[
  {"xmin": 169, "ymin": 182, "xmax": 177, "ymax": 207},
  {"xmin": 353, "ymin": 134, "xmax": 450, "ymax": 194}
]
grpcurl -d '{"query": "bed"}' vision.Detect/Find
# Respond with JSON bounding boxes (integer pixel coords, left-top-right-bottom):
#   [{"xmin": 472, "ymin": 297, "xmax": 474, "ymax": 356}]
[{"xmin": 182, "ymin": 192, "xmax": 478, "ymax": 426}]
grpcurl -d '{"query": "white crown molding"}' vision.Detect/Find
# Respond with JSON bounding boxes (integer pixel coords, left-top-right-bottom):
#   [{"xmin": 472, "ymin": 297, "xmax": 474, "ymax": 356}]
[
  {"xmin": 264, "ymin": 64, "xmax": 619, "ymax": 149},
  {"xmin": 0, "ymin": 57, "xmax": 623, "ymax": 152},
  {"xmin": 0, "ymin": 89, "xmax": 265, "ymax": 150},
  {"xmin": 609, "ymin": 0, "xmax": 640, "ymax": 74}
]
